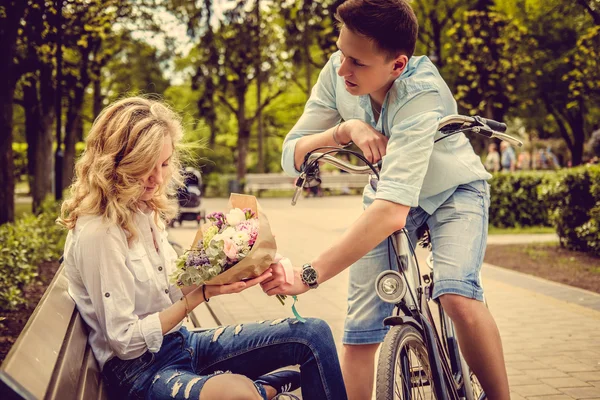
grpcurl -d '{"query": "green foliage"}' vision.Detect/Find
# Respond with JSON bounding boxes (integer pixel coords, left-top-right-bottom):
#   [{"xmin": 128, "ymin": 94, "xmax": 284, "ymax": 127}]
[
  {"xmin": 538, "ymin": 165, "xmax": 600, "ymax": 256},
  {"xmin": 11, "ymin": 142, "xmax": 85, "ymax": 182},
  {"xmin": 446, "ymin": 10, "xmax": 536, "ymax": 119},
  {"xmin": 0, "ymin": 198, "xmax": 66, "ymax": 311},
  {"xmin": 12, "ymin": 143, "xmax": 28, "ymax": 182},
  {"xmin": 565, "ymin": 25, "xmax": 600, "ymax": 105},
  {"xmin": 489, "ymin": 171, "xmax": 551, "ymax": 228}
]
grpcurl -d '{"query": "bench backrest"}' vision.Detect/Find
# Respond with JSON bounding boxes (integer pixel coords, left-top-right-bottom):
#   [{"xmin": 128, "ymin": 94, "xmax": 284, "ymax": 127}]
[
  {"xmin": 244, "ymin": 173, "xmax": 369, "ymax": 191},
  {"xmin": 0, "ymin": 264, "xmax": 108, "ymax": 400}
]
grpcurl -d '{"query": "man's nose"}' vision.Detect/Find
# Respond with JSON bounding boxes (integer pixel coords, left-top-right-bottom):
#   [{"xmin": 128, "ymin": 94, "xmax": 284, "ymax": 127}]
[{"xmin": 337, "ymin": 58, "xmax": 351, "ymax": 77}]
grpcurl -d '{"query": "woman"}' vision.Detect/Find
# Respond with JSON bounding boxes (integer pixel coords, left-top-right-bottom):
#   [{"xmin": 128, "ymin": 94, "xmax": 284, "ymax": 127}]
[{"xmin": 58, "ymin": 97, "xmax": 347, "ymax": 400}]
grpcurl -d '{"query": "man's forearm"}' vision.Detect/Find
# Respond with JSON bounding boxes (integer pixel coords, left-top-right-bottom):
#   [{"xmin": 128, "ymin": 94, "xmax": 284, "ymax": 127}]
[
  {"xmin": 293, "ymin": 124, "xmax": 349, "ymax": 170},
  {"xmin": 312, "ymin": 199, "xmax": 410, "ymax": 283}
]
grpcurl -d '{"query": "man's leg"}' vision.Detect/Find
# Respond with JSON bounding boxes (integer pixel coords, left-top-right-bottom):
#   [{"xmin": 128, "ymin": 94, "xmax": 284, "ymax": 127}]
[
  {"xmin": 428, "ymin": 181, "xmax": 509, "ymax": 400},
  {"xmin": 341, "ymin": 343, "xmax": 379, "ymax": 400},
  {"xmin": 439, "ymin": 294, "xmax": 509, "ymax": 400}
]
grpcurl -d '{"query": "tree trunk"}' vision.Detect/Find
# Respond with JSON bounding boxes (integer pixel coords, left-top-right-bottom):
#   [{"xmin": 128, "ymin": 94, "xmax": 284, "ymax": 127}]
[
  {"xmin": 93, "ymin": 77, "xmax": 103, "ymax": 120},
  {"xmin": 236, "ymin": 92, "xmax": 250, "ymax": 182},
  {"xmin": 303, "ymin": 9, "xmax": 312, "ymax": 99},
  {"xmin": 567, "ymin": 105, "xmax": 586, "ymax": 166},
  {"xmin": 24, "ymin": 75, "xmax": 54, "ymax": 213},
  {"xmin": 256, "ymin": 0, "xmax": 265, "ymax": 173},
  {"xmin": 63, "ymin": 88, "xmax": 84, "ymax": 189},
  {"xmin": 0, "ymin": 1, "xmax": 28, "ymax": 224}
]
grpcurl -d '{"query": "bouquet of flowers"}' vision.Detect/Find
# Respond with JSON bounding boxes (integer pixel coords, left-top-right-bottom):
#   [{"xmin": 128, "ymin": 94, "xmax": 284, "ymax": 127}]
[{"xmin": 170, "ymin": 194, "xmax": 277, "ymax": 287}]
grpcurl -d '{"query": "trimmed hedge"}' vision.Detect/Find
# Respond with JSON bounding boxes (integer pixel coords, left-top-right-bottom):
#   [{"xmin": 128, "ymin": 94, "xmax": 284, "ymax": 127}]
[
  {"xmin": 539, "ymin": 165, "xmax": 600, "ymax": 256},
  {"xmin": 489, "ymin": 166, "xmax": 600, "ymax": 256},
  {"xmin": 489, "ymin": 172, "xmax": 550, "ymax": 228},
  {"xmin": 0, "ymin": 199, "xmax": 66, "ymax": 310}
]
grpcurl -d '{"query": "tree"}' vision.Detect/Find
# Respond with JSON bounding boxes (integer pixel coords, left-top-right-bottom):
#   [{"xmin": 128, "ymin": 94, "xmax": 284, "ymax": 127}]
[
  {"xmin": 16, "ymin": 0, "xmax": 59, "ymax": 213},
  {"xmin": 172, "ymin": 0, "xmax": 289, "ymax": 181},
  {"xmin": 446, "ymin": 11, "xmax": 536, "ymax": 123},
  {"xmin": 410, "ymin": 0, "xmax": 476, "ymax": 67},
  {"xmin": 0, "ymin": 1, "xmax": 28, "ymax": 224},
  {"xmin": 277, "ymin": 0, "xmax": 338, "ymax": 98}
]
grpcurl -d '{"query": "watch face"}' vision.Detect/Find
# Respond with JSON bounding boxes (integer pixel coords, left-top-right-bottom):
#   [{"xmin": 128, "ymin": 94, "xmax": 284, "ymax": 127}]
[{"xmin": 302, "ymin": 267, "xmax": 318, "ymax": 285}]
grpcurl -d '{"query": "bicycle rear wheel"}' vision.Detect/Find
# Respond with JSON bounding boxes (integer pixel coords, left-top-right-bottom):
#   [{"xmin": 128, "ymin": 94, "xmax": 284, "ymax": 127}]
[{"xmin": 376, "ymin": 325, "xmax": 438, "ymax": 400}]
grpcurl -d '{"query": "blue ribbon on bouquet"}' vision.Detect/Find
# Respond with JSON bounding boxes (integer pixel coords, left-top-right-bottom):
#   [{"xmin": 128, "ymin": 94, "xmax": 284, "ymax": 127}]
[
  {"xmin": 291, "ymin": 295, "xmax": 306, "ymax": 323},
  {"xmin": 276, "ymin": 294, "xmax": 306, "ymax": 323}
]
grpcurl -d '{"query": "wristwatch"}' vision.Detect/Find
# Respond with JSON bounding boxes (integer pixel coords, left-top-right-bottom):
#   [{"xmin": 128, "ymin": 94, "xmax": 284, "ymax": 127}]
[{"xmin": 301, "ymin": 263, "xmax": 319, "ymax": 289}]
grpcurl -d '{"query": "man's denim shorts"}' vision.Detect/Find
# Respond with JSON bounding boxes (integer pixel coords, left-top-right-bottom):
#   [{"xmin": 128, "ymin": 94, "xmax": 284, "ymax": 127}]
[{"xmin": 343, "ymin": 180, "xmax": 490, "ymax": 345}]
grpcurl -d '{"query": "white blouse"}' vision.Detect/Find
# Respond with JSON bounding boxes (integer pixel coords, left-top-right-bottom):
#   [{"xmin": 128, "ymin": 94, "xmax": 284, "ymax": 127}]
[{"xmin": 63, "ymin": 211, "xmax": 184, "ymax": 370}]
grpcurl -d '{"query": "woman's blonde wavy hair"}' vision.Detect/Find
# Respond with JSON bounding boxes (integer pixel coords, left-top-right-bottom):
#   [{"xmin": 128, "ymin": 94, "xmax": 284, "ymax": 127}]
[{"xmin": 58, "ymin": 96, "xmax": 184, "ymax": 245}]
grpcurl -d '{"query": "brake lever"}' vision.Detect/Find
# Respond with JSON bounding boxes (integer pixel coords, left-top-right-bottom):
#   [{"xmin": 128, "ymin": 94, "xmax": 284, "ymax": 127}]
[{"xmin": 292, "ymin": 174, "xmax": 306, "ymax": 206}]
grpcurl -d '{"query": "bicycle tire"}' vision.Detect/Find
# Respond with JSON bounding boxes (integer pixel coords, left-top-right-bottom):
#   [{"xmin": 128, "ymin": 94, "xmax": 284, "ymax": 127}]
[{"xmin": 376, "ymin": 325, "xmax": 439, "ymax": 400}]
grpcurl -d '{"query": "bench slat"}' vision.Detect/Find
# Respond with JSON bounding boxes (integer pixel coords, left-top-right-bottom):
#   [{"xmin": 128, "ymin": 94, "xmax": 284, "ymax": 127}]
[
  {"xmin": 76, "ymin": 346, "xmax": 108, "ymax": 400},
  {"xmin": 45, "ymin": 313, "xmax": 88, "ymax": 400},
  {"xmin": 1, "ymin": 265, "xmax": 76, "ymax": 399}
]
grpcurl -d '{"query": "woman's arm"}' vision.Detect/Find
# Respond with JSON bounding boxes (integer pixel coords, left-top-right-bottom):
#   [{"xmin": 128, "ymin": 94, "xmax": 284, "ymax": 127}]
[{"xmin": 159, "ymin": 270, "xmax": 273, "ymax": 334}]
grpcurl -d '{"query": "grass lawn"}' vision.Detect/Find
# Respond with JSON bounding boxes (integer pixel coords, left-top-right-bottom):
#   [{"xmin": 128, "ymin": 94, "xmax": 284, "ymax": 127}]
[
  {"xmin": 485, "ymin": 242, "xmax": 600, "ymax": 293},
  {"xmin": 488, "ymin": 225, "xmax": 555, "ymax": 235}
]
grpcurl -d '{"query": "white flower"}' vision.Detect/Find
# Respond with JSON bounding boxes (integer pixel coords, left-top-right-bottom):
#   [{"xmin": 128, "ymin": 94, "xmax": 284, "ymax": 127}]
[
  {"xmin": 232, "ymin": 231, "xmax": 250, "ymax": 246},
  {"xmin": 213, "ymin": 227, "xmax": 236, "ymax": 242},
  {"xmin": 225, "ymin": 208, "xmax": 246, "ymax": 226}
]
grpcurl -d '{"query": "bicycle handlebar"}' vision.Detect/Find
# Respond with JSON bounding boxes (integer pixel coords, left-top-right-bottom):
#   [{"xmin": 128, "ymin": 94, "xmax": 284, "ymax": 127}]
[
  {"xmin": 292, "ymin": 114, "xmax": 523, "ymax": 205},
  {"xmin": 305, "ymin": 114, "xmax": 522, "ymax": 175}
]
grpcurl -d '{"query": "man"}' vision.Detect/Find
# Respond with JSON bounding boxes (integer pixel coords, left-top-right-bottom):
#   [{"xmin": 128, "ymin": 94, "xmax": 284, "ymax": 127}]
[
  {"xmin": 261, "ymin": 1, "xmax": 509, "ymax": 399},
  {"xmin": 500, "ymin": 141, "xmax": 517, "ymax": 172},
  {"xmin": 485, "ymin": 143, "xmax": 501, "ymax": 172}
]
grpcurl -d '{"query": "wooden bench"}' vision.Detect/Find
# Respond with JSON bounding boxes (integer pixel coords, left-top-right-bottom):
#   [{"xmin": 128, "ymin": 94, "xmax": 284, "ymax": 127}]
[
  {"xmin": 0, "ymin": 263, "xmax": 218, "ymax": 400},
  {"xmin": 245, "ymin": 173, "xmax": 369, "ymax": 196}
]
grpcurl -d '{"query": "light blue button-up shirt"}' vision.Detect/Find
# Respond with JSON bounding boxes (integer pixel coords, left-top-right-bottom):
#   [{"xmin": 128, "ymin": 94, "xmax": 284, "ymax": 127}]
[{"xmin": 281, "ymin": 51, "xmax": 491, "ymax": 214}]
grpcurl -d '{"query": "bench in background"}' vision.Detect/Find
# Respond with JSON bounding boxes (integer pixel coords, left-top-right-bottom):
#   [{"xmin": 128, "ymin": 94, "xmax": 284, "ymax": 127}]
[
  {"xmin": 244, "ymin": 173, "xmax": 369, "ymax": 196},
  {"xmin": 0, "ymin": 263, "xmax": 218, "ymax": 400}
]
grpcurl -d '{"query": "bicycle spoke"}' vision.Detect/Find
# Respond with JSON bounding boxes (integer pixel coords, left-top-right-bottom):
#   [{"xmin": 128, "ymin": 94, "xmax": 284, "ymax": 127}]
[{"xmin": 392, "ymin": 338, "xmax": 435, "ymax": 399}]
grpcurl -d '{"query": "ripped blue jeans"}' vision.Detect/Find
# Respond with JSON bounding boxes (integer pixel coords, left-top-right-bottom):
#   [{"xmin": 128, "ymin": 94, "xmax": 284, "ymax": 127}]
[{"xmin": 102, "ymin": 318, "xmax": 347, "ymax": 400}]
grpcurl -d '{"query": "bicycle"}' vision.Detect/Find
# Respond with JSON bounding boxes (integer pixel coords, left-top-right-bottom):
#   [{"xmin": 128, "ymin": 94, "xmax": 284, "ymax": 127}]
[{"xmin": 290, "ymin": 115, "xmax": 523, "ymax": 400}]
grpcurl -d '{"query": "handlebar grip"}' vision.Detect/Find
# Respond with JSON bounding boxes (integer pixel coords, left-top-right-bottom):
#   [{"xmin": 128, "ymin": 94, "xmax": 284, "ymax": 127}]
[{"xmin": 483, "ymin": 118, "xmax": 507, "ymax": 133}]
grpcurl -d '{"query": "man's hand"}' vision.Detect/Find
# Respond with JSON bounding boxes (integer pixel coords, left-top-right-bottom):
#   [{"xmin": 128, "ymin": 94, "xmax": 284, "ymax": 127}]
[
  {"xmin": 204, "ymin": 268, "xmax": 273, "ymax": 299},
  {"xmin": 260, "ymin": 261, "xmax": 309, "ymax": 296},
  {"xmin": 340, "ymin": 119, "xmax": 389, "ymax": 164}
]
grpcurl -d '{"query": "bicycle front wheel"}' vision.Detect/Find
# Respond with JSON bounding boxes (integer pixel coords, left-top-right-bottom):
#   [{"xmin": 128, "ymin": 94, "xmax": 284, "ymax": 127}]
[{"xmin": 376, "ymin": 325, "xmax": 438, "ymax": 400}]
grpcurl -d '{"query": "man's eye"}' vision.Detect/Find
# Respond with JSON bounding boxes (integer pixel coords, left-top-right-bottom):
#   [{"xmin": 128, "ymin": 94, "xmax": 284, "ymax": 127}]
[{"xmin": 353, "ymin": 59, "xmax": 364, "ymax": 67}]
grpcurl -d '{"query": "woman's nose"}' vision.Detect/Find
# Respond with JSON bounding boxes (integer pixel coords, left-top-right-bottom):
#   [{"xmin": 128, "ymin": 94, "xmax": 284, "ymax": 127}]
[{"xmin": 149, "ymin": 166, "xmax": 163, "ymax": 185}]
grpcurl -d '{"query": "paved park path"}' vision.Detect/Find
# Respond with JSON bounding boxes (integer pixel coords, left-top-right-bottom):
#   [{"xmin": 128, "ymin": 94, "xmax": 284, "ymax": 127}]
[{"xmin": 169, "ymin": 196, "xmax": 600, "ymax": 400}]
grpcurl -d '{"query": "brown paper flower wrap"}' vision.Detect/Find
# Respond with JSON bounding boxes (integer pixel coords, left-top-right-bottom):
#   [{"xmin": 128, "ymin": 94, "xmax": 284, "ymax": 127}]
[{"xmin": 171, "ymin": 193, "xmax": 277, "ymax": 286}]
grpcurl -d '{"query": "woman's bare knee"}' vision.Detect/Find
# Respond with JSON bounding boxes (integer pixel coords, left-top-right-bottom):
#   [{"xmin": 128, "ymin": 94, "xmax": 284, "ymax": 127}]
[{"xmin": 199, "ymin": 373, "xmax": 262, "ymax": 400}]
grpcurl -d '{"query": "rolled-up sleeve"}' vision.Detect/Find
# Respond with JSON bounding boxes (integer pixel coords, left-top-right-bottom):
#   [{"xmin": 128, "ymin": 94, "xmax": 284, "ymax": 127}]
[
  {"xmin": 376, "ymin": 90, "xmax": 444, "ymax": 207},
  {"xmin": 76, "ymin": 226, "xmax": 163, "ymax": 358},
  {"xmin": 281, "ymin": 55, "xmax": 341, "ymax": 176}
]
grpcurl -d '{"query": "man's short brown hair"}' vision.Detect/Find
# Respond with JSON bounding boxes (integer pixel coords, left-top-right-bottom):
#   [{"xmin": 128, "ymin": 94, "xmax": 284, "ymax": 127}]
[{"xmin": 335, "ymin": 0, "xmax": 418, "ymax": 60}]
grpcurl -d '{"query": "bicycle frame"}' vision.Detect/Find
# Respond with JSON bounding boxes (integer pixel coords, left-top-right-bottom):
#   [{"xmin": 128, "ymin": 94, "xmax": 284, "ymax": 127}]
[{"xmin": 382, "ymin": 229, "xmax": 461, "ymax": 400}]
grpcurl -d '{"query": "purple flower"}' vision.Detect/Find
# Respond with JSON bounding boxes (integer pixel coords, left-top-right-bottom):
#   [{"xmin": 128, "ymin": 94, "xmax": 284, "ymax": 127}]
[
  {"xmin": 206, "ymin": 212, "xmax": 226, "ymax": 230},
  {"xmin": 243, "ymin": 208, "xmax": 256, "ymax": 220},
  {"xmin": 186, "ymin": 249, "xmax": 209, "ymax": 268}
]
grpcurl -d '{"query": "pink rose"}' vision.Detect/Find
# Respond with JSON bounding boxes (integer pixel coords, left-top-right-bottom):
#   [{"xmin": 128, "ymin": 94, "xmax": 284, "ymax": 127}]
[{"xmin": 223, "ymin": 238, "xmax": 238, "ymax": 261}]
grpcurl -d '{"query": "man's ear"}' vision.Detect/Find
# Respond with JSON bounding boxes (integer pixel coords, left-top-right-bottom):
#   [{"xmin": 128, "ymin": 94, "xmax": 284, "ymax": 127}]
[{"xmin": 392, "ymin": 54, "xmax": 409, "ymax": 78}]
